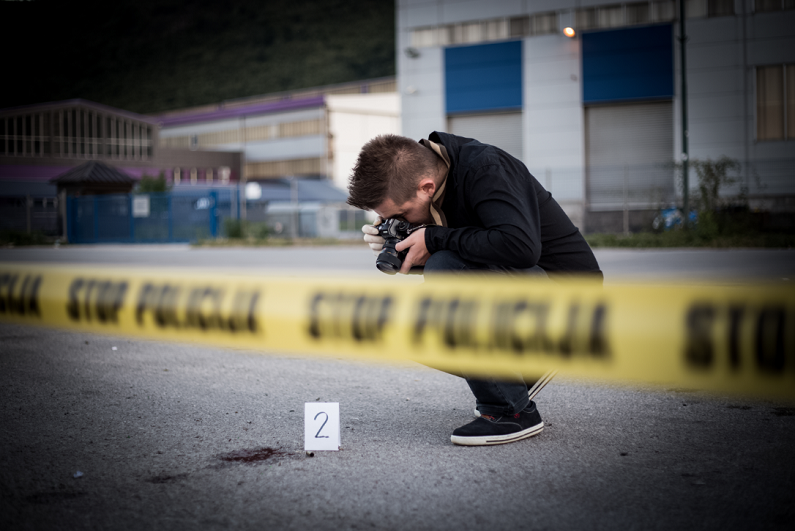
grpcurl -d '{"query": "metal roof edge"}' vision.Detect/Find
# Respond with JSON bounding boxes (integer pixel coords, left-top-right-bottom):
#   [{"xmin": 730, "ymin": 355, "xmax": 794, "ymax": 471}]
[
  {"xmin": 156, "ymin": 95, "xmax": 327, "ymax": 128},
  {"xmin": 0, "ymin": 99, "xmax": 159, "ymax": 124}
]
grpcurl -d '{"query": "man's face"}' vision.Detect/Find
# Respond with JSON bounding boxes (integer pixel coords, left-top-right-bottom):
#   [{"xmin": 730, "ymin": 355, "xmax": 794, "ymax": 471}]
[{"xmin": 373, "ymin": 189, "xmax": 434, "ymax": 225}]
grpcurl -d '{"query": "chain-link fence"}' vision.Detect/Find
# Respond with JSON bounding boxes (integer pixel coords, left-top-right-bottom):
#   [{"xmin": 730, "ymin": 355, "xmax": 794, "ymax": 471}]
[
  {"xmin": 64, "ymin": 190, "xmax": 369, "ymax": 244},
  {"xmin": 0, "ymin": 196, "xmax": 60, "ymax": 236}
]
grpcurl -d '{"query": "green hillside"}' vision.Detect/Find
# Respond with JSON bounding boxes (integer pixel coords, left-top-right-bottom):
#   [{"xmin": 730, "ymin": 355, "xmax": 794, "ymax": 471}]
[{"xmin": 0, "ymin": 0, "xmax": 395, "ymax": 114}]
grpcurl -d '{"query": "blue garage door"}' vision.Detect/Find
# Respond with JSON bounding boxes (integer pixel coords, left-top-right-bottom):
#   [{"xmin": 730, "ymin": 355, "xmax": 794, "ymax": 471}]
[
  {"xmin": 582, "ymin": 24, "xmax": 674, "ymax": 104},
  {"xmin": 445, "ymin": 41, "xmax": 523, "ymax": 114}
]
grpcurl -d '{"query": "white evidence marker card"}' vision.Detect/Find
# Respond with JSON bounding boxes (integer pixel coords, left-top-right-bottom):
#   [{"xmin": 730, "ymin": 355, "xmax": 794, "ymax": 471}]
[{"xmin": 304, "ymin": 402, "xmax": 340, "ymax": 451}]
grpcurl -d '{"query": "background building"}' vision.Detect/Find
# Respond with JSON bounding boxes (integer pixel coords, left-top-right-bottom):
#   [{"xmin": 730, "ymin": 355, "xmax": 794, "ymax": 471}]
[
  {"xmin": 0, "ymin": 99, "xmax": 241, "ymax": 237},
  {"xmin": 156, "ymin": 77, "xmax": 399, "ymax": 192},
  {"xmin": 0, "ymin": 78, "xmax": 399, "ymax": 240},
  {"xmin": 397, "ymin": 0, "xmax": 795, "ymax": 232}
]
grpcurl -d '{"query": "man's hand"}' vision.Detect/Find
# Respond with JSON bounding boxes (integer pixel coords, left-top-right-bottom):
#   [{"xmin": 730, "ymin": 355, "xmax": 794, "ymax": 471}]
[
  {"xmin": 362, "ymin": 217, "xmax": 384, "ymax": 256},
  {"xmin": 395, "ymin": 228, "xmax": 429, "ymax": 274}
]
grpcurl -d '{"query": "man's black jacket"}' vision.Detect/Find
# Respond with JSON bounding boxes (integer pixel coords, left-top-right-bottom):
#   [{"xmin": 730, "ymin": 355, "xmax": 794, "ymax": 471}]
[{"xmin": 423, "ymin": 131, "xmax": 602, "ymax": 277}]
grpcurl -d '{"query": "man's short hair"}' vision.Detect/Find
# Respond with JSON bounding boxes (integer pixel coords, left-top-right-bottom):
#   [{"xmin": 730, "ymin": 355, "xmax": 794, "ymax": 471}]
[{"xmin": 347, "ymin": 134, "xmax": 440, "ymax": 210}]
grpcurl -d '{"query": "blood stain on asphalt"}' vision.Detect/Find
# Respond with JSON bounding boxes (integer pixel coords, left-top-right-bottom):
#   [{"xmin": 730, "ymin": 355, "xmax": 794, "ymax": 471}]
[{"xmin": 217, "ymin": 447, "xmax": 285, "ymax": 463}]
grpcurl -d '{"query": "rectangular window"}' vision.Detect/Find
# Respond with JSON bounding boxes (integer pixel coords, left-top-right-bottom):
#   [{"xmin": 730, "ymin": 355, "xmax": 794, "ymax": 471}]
[
  {"xmin": 708, "ymin": 0, "xmax": 734, "ymax": 16},
  {"xmin": 25, "ymin": 115, "xmax": 32, "ymax": 155},
  {"xmin": 756, "ymin": 0, "xmax": 795, "ymax": 11},
  {"xmin": 17, "ymin": 117, "xmax": 23, "ymax": 155},
  {"xmin": 652, "ymin": 0, "xmax": 676, "ymax": 21},
  {"xmin": 410, "ymin": 27, "xmax": 437, "ymax": 48},
  {"xmin": 174, "ymin": 167, "xmax": 181, "ymax": 184},
  {"xmin": 686, "ymin": 0, "xmax": 708, "ymax": 18},
  {"xmin": 43, "ymin": 113, "xmax": 51, "ymax": 155},
  {"xmin": 206, "ymin": 168, "xmax": 214, "ymax": 183},
  {"xmin": 626, "ymin": 2, "xmax": 651, "ymax": 25},
  {"xmin": 531, "ymin": 12, "xmax": 557, "ymax": 35},
  {"xmin": 461, "ymin": 21, "xmax": 482, "ymax": 43},
  {"xmin": 509, "ymin": 16, "xmax": 530, "ymax": 37},
  {"xmin": 756, "ymin": 65, "xmax": 788, "ymax": 140},
  {"xmin": 788, "ymin": 65, "xmax": 795, "ymax": 138},
  {"xmin": 576, "ymin": 8, "xmax": 597, "ymax": 30},
  {"xmin": 190, "ymin": 168, "xmax": 197, "ymax": 184},
  {"xmin": 599, "ymin": 5, "xmax": 624, "ymax": 28},
  {"xmin": 483, "ymin": 19, "xmax": 508, "ymax": 41}
]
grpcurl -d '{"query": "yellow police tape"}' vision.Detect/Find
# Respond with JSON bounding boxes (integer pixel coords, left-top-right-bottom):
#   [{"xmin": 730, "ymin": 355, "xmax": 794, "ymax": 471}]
[{"xmin": 0, "ymin": 263, "xmax": 793, "ymax": 400}]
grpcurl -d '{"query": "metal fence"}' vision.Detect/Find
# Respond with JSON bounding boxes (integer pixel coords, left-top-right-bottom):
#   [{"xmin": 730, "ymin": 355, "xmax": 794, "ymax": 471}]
[
  {"xmin": 0, "ymin": 196, "xmax": 60, "ymax": 236},
  {"xmin": 65, "ymin": 190, "xmax": 369, "ymax": 244},
  {"xmin": 68, "ymin": 192, "xmax": 221, "ymax": 244}
]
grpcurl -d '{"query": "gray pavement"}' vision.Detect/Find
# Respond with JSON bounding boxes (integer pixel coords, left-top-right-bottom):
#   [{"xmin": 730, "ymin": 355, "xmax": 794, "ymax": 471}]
[
  {"xmin": 1, "ymin": 245, "xmax": 794, "ymax": 283},
  {"xmin": 1, "ymin": 246, "xmax": 795, "ymax": 530}
]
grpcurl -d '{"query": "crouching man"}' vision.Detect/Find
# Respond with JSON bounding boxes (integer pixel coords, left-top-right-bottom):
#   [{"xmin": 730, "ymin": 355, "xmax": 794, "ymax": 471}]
[{"xmin": 347, "ymin": 132, "xmax": 602, "ymax": 446}]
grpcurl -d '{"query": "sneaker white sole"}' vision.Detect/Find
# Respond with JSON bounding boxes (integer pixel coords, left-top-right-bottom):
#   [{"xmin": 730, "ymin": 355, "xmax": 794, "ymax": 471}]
[
  {"xmin": 473, "ymin": 369, "xmax": 558, "ymax": 418},
  {"xmin": 451, "ymin": 422, "xmax": 544, "ymax": 446}
]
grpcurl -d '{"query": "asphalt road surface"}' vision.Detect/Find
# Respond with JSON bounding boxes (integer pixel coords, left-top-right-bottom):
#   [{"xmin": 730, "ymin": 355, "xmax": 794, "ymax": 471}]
[
  {"xmin": 1, "ymin": 246, "xmax": 794, "ymax": 530},
  {"xmin": 1, "ymin": 244, "xmax": 794, "ymax": 282}
]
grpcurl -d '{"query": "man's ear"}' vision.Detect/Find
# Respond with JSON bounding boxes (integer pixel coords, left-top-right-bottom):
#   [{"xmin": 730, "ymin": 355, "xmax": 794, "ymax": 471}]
[{"xmin": 417, "ymin": 177, "xmax": 436, "ymax": 198}]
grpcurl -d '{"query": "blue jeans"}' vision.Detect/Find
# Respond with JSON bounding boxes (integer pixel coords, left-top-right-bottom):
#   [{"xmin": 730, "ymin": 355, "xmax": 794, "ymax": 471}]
[{"xmin": 423, "ymin": 250, "xmax": 544, "ymax": 416}]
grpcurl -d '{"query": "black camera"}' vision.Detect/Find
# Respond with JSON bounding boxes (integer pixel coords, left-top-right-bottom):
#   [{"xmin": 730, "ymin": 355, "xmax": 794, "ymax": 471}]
[{"xmin": 375, "ymin": 219, "xmax": 423, "ymax": 275}]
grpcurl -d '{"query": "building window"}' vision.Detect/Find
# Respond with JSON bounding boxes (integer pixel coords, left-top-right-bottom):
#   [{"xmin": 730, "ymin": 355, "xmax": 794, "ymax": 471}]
[
  {"xmin": 756, "ymin": 64, "xmax": 795, "ymax": 141},
  {"xmin": 509, "ymin": 16, "xmax": 530, "ymax": 37},
  {"xmin": 206, "ymin": 168, "xmax": 214, "ymax": 183},
  {"xmin": 174, "ymin": 167, "xmax": 181, "ymax": 184},
  {"xmin": 532, "ymin": 12, "xmax": 558, "ymax": 35},
  {"xmin": 687, "ymin": 0, "xmax": 735, "ymax": 17},
  {"xmin": 626, "ymin": 2, "xmax": 651, "ymax": 25},
  {"xmin": 708, "ymin": 0, "xmax": 735, "ymax": 16},
  {"xmin": 756, "ymin": 0, "xmax": 795, "ymax": 12},
  {"xmin": 219, "ymin": 167, "xmax": 231, "ymax": 184},
  {"xmin": 190, "ymin": 168, "xmax": 197, "ymax": 184},
  {"xmin": 652, "ymin": 0, "xmax": 677, "ymax": 21},
  {"xmin": 599, "ymin": 4, "xmax": 625, "ymax": 27}
]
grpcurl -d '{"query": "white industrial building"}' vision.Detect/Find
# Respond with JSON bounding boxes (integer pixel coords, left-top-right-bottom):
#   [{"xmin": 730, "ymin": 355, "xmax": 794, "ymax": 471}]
[
  {"xmin": 397, "ymin": 0, "xmax": 795, "ymax": 232},
  {"xmin": 156, "ymin": 77, "xmax": 400, "ymax": 192}
]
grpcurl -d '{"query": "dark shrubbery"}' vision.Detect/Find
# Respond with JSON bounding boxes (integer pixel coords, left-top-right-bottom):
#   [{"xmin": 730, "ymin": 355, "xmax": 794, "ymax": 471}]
[
  {"xmin": 587, "ymin": 157, "xmax": 793, "ymax": 248},
  {"xmin": 0, "ymin": 231, "xmax": 51, "ymax": 246}
]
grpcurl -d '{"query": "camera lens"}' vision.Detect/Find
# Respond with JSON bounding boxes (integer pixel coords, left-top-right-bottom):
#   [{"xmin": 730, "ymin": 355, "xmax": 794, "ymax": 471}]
[
  {"xmin": 376, "ymin": 258, "xmax": 401, "ymax": 274},
  {"xmin": 376, "ymin": 240, "xmax": 403, "ymax": 275}
]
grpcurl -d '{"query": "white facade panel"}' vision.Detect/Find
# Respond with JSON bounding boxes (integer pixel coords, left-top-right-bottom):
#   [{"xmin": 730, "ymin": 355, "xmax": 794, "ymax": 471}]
[
  {"xmin": 400, "ymin": 47, "xmax": 446, "ymax": 141},
  {"xmin": 327, "ymin": 94, "xmax": 401, "ymax": 190},
  {"xmin": 244, "ymin": 135, "xmax": 325, "ymax": 162},
  {"xmin": 439, "ymin": 0, "xmax": 522, "ymax": 25},
  {"xmin": 448, "ymin": 112, "xmax": 523, "ymax": 160},
  {"xmin": 526, "ymin": 0, "xmax": 577, "ymax": 12},
  {"xmin": 524, "ymin": 34, "xmax": 585, "ymax": 208},
  {"xmin": 406, "ymin": 3, "xmax": 441, "ymax": 28},
  {"xmin": 688, "ymin": 67, "xmax": 743, "ymax": 95}
]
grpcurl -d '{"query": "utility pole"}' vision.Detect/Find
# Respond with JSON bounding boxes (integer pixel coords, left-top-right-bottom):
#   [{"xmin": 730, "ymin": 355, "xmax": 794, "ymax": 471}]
[{"xmin": 679, "ymin": 0, "xmax": 690, "ymax": 226}]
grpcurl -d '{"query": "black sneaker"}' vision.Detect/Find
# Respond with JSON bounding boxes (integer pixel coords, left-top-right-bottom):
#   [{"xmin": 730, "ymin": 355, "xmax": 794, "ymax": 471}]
[{"xmin": 452, "ymin": 402, "xmax": 543, "ymax": 446}]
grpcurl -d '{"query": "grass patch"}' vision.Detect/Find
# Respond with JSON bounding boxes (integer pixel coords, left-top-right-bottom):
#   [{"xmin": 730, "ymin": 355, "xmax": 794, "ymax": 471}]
[
  {"xmin": 193, "ymin": 237, "xmax": 364, "ymax": 247},
  {"xmin": 0, "ymin": 231, "xmax": 52, "ymax": 247}
]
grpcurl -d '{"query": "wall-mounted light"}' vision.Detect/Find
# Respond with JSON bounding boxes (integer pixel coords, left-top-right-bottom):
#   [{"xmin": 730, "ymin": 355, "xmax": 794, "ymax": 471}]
[
  {"xmin": 563, "ymin": 27, "xmax": 576, "ymax": 38},
  {"xmin": 404, "ymin": 47, "xmax": 420, "ymax": 59}
]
